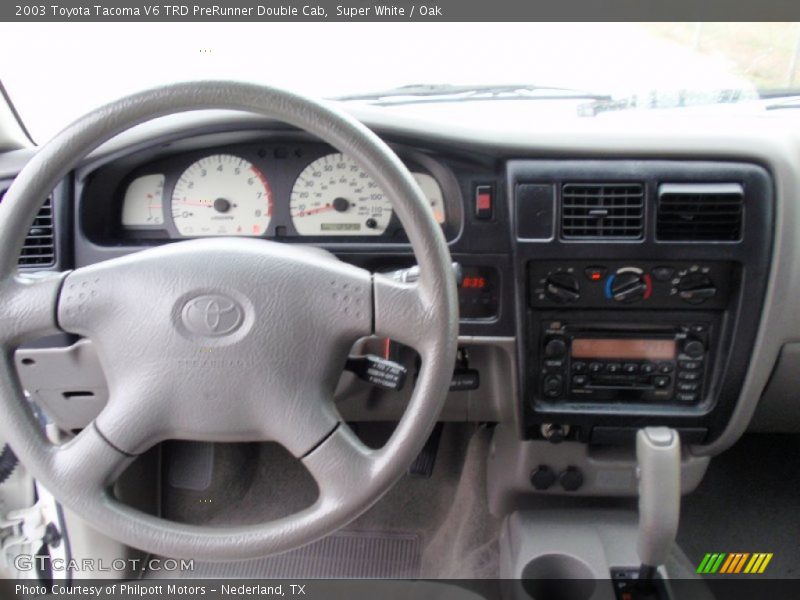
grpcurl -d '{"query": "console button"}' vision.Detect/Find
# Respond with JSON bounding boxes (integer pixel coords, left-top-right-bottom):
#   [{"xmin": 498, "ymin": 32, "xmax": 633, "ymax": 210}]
[
  {"xmin": 623, "ymin": 363, "xmax": 639, "ymax": 374},
  {"xmin": 677, "ymin": 382, "xmax": 699, "ymax": 392},
  {"xmin": 606, "ymin": 362, "xmax": 622, "ymax": 373},
  {"xmin": 640, "ymin": 363, "xmax": 655, "ymax": 375},
  {"xmin": 572, "ymin": 375, "xmax": 588, "ymax": 387},
  {"xmin": 651, "ymin": 265, "xmax": 675, "ymax": 281},
  {"xmin": 544, "ymin": 338, "xmax": 567, "ymax": 358},
  {"xmin": 589, "ymin": 362, "xmax": 604, "ymax": 373},
  {"xmin": 654, "ymin": 375, "xmax": 671, "ymax": 388},
  {"xmin": 677, "ymin": 392, "xmax": 699, "ymax": 403},
  {"xmin": 572, "ymin": 361, "xmax": 587, "ymax": 373},
  {"xmin": 683, "ymin": 339, "xmax": 705, "ymax": 359},
  {"xmin": 543, "ymin": 374, "xmax": 564, "ymax": 398},
  {"xmin": 530, "ymin": 465, "xmax": 557, "ymax": 490},
  {"xmin": 584, "ymin": 266, "xmax": 608, "ymax": 281},
  {"xmin": 678, "ymin": 371, "xmax": 701, "ymax": 381},
  {"xmin": 658, "ymin": 362, "xmax": 674, "ymax": 374},
  {"xmin": 559, "ymin": 466, "xmax": 584, "ymax": 492},
  {"xmin": 679, "ymin": 360, "xmax": 702, "ymax": 370}
]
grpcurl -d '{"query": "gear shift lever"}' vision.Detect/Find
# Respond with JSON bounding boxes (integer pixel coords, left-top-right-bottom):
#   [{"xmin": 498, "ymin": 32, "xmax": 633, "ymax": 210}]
[{"xmin": 636, "ymin": 427, "xmax": 680, "ymax": 582}]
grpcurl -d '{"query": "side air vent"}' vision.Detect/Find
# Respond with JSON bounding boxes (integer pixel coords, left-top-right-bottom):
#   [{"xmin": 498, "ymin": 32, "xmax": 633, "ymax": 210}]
[
  {"xmin": 657, "ymin": 183, "xmax": 743, "ymax": 242},
  {"xmin": 560, "ymin": 183, "xmax": 645, "ymax": 239},
  {"xmin": 0, "ymin": 188, "xmax": 57, "ymax": 268}
]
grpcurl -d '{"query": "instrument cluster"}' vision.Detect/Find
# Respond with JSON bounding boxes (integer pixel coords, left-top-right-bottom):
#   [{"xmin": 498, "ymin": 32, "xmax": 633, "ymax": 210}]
[{"xmin": 112, "ymin": 142, "xmax": 452, "ymax": 242}]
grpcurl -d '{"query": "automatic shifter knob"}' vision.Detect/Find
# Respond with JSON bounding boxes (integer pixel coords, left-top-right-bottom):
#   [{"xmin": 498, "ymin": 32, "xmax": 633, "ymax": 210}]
[{"xmin": 636, "ymin": 427, "xmax": 680, "ymax": 579}]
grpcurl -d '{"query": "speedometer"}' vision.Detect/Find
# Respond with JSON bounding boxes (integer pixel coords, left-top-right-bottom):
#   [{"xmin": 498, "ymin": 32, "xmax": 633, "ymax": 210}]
[
  {"xmin": 290, "ymin": 153, "xmax": 392, "ymax": 236},
  {"xmin": 171, "ymin": 154, "xmax": 272, "ymax": 237}
]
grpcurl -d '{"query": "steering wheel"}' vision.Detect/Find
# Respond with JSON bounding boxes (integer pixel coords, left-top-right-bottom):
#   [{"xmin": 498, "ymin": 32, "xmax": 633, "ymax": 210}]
[{"xmin": 0, "ymin": 82, "xmax": 458, "ymax": 560}]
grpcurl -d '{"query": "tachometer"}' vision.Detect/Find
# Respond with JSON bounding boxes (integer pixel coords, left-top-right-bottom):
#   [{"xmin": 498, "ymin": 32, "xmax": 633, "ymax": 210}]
[
  {"xmin": 171, "ymin": 154, "xmax": 272, "ymax": 237},
  {"xmin": 290, "ymin": 153, "xmax": 392, "ymax": 236}
]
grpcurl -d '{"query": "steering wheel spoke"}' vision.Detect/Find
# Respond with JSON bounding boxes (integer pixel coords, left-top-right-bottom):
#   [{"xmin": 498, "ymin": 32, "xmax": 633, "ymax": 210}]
[
  {"xmin": 0, "ymin": 273, "xmax": 66, "ymax": 348},
  {"xmin": 302, "ymin": 423, "xmax": 377, "ymax": 506},
  {"xmin": 373, "ymin": 274, "xmax": 440, "ymax": 352},
  {"xmin": 51, "ymin": 425, "xmax": 137, "ymax": 493}
]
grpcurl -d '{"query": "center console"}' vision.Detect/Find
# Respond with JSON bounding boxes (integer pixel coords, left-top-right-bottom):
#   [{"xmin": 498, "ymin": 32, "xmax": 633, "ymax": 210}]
[{"xmin": 509, "ymin": 160, "xmax": 773, "ymax": 446}]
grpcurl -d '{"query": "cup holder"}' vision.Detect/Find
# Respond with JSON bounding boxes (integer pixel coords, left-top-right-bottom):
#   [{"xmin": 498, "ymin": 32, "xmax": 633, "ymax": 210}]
[{"xmin": 520, "ymin": 553, "xmax": 597, "ymax": 600}]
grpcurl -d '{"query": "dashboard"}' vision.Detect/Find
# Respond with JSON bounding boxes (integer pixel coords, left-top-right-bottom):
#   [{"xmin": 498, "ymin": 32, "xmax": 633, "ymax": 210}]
[{"xmin": 4, "ymin": 104, "xmax": 800, "ymax": 471}]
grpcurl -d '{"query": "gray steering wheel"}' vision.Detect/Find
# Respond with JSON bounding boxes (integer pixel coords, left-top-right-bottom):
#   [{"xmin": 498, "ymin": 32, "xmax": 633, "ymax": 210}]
[{"xmin": 0, "ymin": 82, "xmax": 458, "ymax": 560}]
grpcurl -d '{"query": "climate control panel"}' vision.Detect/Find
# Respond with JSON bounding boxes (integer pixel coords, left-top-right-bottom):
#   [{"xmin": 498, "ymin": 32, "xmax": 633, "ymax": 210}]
[{"xmin": 529, "ymin": 261, "xmax": 732, "ymax": 309}]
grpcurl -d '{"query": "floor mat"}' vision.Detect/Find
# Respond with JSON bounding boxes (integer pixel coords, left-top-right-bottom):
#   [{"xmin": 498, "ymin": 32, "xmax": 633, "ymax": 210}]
[
  {"xmin": 678, "ymin": 433, "xmax": 800, "ymax": 579},
  {"xmin": 158, "ymin": 530, "xmax": 422, "ymax": 579}
]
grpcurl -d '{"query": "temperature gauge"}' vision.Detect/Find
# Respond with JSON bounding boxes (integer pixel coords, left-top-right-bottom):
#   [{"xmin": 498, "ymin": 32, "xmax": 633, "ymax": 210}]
[{"xmin": 121, "ymin": 174, "xmax": 165, "ymax": 228}]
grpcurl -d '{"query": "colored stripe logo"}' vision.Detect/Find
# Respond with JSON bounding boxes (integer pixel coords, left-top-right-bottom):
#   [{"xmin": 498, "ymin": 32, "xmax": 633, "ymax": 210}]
[{"xmin": 697, "ymin": 552, "xmax": 773, "ymax": 574}]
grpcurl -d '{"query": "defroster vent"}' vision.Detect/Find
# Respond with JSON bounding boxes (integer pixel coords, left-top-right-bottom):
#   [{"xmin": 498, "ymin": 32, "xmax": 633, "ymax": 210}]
[{"xmin": 560, "ymin": 183, "xmax": 644, "ymax": 239}]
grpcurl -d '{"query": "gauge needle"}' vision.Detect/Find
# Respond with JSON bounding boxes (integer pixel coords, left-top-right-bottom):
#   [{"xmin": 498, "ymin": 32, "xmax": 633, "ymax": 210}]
[
  {"xmin": 174, "ymin": 199, "xmax": 215, "ymax": 207},
  {"xmin": 295, "ymin": 205, "xmax": 335, "ymax": 218}
]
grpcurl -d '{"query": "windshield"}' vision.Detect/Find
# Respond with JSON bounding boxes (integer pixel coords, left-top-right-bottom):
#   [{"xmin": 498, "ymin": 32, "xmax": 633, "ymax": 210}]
[{"xmin": 1, "ymin": 22, "xmax": 799, "ymax": 142}]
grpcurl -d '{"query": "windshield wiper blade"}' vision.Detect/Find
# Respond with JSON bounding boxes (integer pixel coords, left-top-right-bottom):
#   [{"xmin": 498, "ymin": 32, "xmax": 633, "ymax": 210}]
[{"xmin": 334, "ymin": 83, "xmax": 612, "ymax": 106}]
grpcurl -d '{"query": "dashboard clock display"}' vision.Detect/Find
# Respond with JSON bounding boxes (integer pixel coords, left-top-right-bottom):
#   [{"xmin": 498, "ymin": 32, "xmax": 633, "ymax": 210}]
[
  {"xmin": 170, "ymin": 154, "xmax": 272, "ymax": 237},
  {"xmin": 289, "ymin": 153, "xmax": 393, "ymax": 236}
]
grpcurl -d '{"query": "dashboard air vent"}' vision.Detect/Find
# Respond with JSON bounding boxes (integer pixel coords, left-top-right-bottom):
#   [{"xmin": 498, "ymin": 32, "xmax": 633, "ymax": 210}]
[
  {"xmin": 560, "ymin": 183, "xmax": 644, "ymax": 239},
  {"xmin": 657, "ymin": 183, "xmax": 743, "ymax": 242},
  {"xmin": 0, "ymin": 188, "xmax": 56, "ymax": 268}
]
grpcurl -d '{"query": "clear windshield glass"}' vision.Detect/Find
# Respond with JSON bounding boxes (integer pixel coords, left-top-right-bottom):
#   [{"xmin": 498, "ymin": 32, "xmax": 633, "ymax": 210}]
[{"xmin": 1, "ymin": 22, "xmax": 799, "ymax": 142}]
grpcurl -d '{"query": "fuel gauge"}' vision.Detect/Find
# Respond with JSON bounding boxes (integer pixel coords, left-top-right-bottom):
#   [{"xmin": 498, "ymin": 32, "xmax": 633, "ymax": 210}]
[{"xmin": 121, "ymin": 174, "xmax": 165, "ymax": 228}]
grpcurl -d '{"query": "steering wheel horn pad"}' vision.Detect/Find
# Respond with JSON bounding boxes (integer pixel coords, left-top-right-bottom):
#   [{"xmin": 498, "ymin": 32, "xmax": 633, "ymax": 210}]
[{"xmin": 0, "ymin": 82, "xmax": 458, "ymax": 560}]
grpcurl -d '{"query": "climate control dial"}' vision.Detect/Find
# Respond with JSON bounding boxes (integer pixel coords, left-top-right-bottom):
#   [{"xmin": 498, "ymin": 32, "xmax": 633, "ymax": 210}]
[
  {"xmin": 544, "ymin": 272, "xmax": 580, "ymax": 304},
  {"xmin": 605, "ymin": 268, "xmax": 652, "ymax": 304},
  {"xmin": 676, "ymin": 272, "xmax": 717, "ymax": 305}
]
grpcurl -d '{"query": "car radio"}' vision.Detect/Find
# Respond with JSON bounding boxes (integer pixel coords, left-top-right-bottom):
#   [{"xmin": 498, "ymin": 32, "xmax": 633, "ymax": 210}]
[{"xmin": 538, "ymin": 321, "xmax": 710, "ymax": 405}]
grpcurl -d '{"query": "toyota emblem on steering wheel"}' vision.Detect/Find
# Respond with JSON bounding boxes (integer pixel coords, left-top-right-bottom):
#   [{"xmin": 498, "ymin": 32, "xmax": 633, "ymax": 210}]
[{"xmin": 181, "ymin": 294, "xmax": 244, "ymax": 337}]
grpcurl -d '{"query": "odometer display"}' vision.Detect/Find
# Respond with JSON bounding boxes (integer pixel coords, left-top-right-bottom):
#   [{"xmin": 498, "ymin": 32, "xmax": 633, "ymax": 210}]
[
  {"xmin": 171, "ymin": 154, "xmax": 272, "ymax": 237},
  {"xmin": 290, "ymin": 153, "xmax": 392, "ymax": 236}
]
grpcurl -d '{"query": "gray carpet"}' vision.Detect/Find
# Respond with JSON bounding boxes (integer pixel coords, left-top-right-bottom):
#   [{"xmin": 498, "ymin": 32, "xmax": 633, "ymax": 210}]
[
  {"xmin": 678, "ymin": 433, "xmax": 800, "ymax": 579},
  {"xmin": 154, "ymin": 423, "xmax": 501, "ymax": 580}
]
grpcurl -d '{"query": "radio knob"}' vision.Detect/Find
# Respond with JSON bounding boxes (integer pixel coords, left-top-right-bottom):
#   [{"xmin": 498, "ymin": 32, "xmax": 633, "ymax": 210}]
[
  {"xmin": 610, "ymin": 271, "xmax": 648, "ymax": 303},
  {"xmin": 544, "ymin": 272, "xmax": 580, "ymax": 304},
  {"xmin": 677, "ymin": 273, "xmax": 717, "ymax": 305},
  {"xmin": 683, "ymin": 339, "xmax": 705, "ymax": 358},
  {"xmin": 544, "ymin": 338, "xmax": 567, "ymax": 358}
]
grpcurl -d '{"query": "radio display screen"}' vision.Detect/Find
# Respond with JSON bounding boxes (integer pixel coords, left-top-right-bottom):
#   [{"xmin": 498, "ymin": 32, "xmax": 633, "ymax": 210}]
[{"xmin": 571, "ymin": 338, "xmax": 675, "ymax": 360}]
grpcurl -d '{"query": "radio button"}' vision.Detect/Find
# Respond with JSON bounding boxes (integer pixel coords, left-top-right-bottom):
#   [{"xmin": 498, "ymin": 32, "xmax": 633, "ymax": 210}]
[
  {"xmin": 572, "ymin": 375, "xmax": 588, "ymax": 387},
  {"xmin": 572, "ymin": 361, "xmax": 587, "ymax": 373},
  {"xmin": 606, "ymin": 362, "xmax": 622, "ymax": 373},
  {"xmin": 682, "ymin": 339, "xmax": 705, "ymax": 358},
  {"xmin": 654, "ymin": 375, "xmax": 671, "ymax": 388},
  {"xmin": 657, "ymin": 362, "xmax": 674, "ymax": 374},
  {"xmin": 589, "ymin": 362, "xmax": 604, "ymax": 373},
  {"xmin": 544, "ymin": 338, "xmax": 567, "ymax": 358},
  {"xmin": 640, "ymin": 363, "xmax": 656, "ymax": 375},
  {"xmin": 543, "ymin": 374, "xmax": 564, "ymax": 398},
  {"xmin": 677, "ymin": 392, "xmax": 699, "ymax": 403},
  {"xmin": 677, "ymin": 382, "xmax": 699, "ymax": 392},
  {"xmin": 678, "ymin": 371, "xmax": 701, "ymax": 381},
  {"xmin": 679, "ymin": 360, "xmax": 702, "ymax": 370},
  {"xmin": 623, "ymin": 363, "xmax": 639, "ymax": 374}
]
